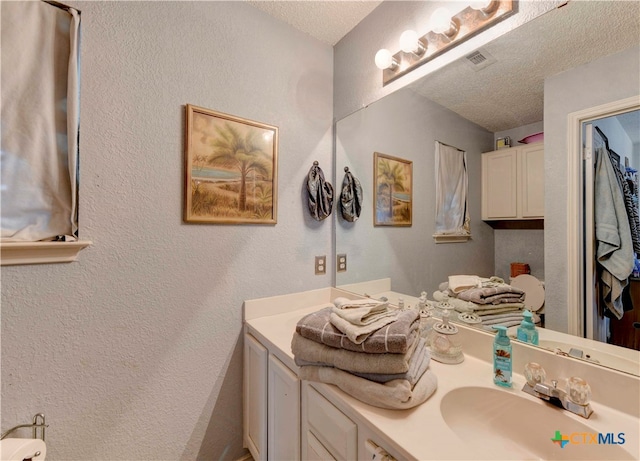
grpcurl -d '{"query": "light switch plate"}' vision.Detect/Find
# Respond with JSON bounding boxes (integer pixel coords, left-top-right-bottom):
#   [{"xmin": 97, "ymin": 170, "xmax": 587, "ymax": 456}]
[
  {"xmin": 337, "ymin": 253, "xmax": 347, "ymax": 272},
  {"xmin": 315, "ymin": 256, "xmax": 326, "ymax": 275}
]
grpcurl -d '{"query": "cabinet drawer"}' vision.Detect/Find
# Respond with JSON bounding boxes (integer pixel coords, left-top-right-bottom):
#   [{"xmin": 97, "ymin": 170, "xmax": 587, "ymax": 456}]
[
  {"xmin": 306, "ymin": 431, "xmax": 336, "ymax": 461},
  {"xmin": 307, "ymin": 385, "xmax": 357, "ymax": 461}
]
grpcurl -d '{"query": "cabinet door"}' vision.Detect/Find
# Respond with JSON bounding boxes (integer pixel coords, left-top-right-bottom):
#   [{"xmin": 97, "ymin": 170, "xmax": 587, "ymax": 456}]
[
  {"xmin": 268, "ymin": 354, "xmax": 300, "ymax": 461},
  {"xmin": 519, "ymin": 143, "xmax": 544, "ymax": 218},
  {"xmin": 482, "ymin": 149, "xmax": 518, "ymax": 219},
  {"xmin": 244, "ymin": 333, "xmax": 268, "ymax": 461}
]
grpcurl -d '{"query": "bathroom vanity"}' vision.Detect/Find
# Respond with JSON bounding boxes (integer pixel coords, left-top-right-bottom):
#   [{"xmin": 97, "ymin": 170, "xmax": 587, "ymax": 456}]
[{"xmin": 243, "ymin": 287, "xmax": 640, "ymax": 461}]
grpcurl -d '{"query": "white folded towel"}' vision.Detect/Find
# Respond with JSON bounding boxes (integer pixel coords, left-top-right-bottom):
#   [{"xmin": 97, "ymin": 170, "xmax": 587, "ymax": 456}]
[
  {"xmin": 330, "ymin": 309, "xmax": 399, "ymax": 344},
  {"xmin": 448, "ymin": 275, "xmax": 482, "ymax": 294},
  {"xmin": 330, "ymin": 297, "xmax": 398, "ymax": 344},
  {"xmin": 333, "ymin": 296, "xmax": 389, "ymax": 311}
]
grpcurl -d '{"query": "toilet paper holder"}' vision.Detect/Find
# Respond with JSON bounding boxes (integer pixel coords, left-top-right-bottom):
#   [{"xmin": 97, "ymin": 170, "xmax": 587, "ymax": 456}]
[{"xmin": 1, "ymin": 414, "xmax": 47, "ymax": 441}]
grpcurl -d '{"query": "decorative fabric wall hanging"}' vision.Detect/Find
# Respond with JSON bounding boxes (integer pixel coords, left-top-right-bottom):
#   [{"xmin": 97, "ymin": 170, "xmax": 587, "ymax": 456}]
[
  {"xmin": 306, "ymin": 161, "xmax": 334, "ymax": 221},
  {"xmin": 339, "ymin": 167, "xmax": 363, "ymax": 222}
]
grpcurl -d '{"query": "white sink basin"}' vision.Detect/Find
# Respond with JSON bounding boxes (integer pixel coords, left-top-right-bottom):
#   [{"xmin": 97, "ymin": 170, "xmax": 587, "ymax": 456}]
[{"xmin": 440, "ymin": 386, "xmax": 634, "ymax": 460}]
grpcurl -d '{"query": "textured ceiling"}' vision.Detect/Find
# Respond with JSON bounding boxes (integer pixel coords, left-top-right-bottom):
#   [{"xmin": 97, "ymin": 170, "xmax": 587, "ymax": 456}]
[
  {"xmin": 246, "ymin": 0, "xmax": 382, "ymax": 45},
  {"xmin": 409, "ymin": 1, "xmax": 640, "ymax": 133},
  {"xmin": 247, "ymin": 0, "xmax": 639, "ymax": 137}
]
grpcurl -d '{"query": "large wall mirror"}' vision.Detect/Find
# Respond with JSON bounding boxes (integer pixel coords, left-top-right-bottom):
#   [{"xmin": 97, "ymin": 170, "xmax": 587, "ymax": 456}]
[{"xmin": 335, "ymin": 1, "xmax": 640, "ymax": 376}]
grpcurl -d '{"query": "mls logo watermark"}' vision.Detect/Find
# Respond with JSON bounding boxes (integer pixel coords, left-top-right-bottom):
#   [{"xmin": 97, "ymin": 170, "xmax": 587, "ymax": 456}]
[{"xmin": 552, "ymin": 430, "xmax": 626, "ymax": 448}]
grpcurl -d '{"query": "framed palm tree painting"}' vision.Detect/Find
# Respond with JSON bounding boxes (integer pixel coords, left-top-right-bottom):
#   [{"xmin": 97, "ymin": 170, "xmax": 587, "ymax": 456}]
[
  {"xmin": 184, "ymin": 104, "xmax": 278, "ymax": 224},
  {"xmin": 373, "ymin": 152, "xmax": 412, "ymax": 226}
]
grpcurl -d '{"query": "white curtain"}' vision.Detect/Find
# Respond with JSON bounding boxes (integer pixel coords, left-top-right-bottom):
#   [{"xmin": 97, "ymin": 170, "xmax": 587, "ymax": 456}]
[
  {"xmin": 1, "ymin": 1, "xmax": 80, "ymax": 241},
  {"xmin": 434, "ymin": 141, "xmax": 470, "ymax": 236}
]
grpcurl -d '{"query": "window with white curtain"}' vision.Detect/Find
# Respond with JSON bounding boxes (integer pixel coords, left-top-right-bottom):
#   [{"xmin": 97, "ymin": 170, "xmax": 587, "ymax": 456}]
[
  {"xmin": 433, "ymin": 141, "xmax": 471, "ymax": 242},
  {"xmin": 1, "ymin": 0, "xmax": 80, "ymax": 242}
]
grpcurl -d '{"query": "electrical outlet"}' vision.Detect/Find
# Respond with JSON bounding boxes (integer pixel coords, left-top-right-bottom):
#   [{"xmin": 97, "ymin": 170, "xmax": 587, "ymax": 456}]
[
  {"xmin": 337, "ymin": 253, "xmax": 347, "ymax": 272},
  {"xmin": 315, "ymin": 256, "xmax": 326, "ymax": 275}
]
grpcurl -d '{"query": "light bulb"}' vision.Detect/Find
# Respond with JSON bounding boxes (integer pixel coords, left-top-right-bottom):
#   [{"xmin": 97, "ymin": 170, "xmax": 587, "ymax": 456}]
[
  {"xmin": 470, "ymin": 0, "xmax": 498, "ymax": 14},
  {"xmin": 469, "ymin": 0, "xmax": 492, "ymax": 9},
  {"xmin": 399, "ymin": 30, "xmax": 418, "ymax": 53},
  {"xmin": 430, "ymin": 7, "xmax": 453, "ymax": 34},
  {"xmin": 375, "ymin": 49, "xmax": 396, "ymax": 70}
]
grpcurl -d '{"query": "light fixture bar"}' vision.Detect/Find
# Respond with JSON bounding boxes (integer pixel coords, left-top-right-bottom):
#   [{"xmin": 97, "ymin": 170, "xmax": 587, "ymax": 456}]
[{"xmin": 381, "ymin": 0, "xmax": 515, "ymax": 86}]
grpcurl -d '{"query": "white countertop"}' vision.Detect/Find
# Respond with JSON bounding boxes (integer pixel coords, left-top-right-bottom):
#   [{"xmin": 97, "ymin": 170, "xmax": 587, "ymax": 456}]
[{"xmin": 245, "ymin": 290, "xmax": 640, "ymax": 460}]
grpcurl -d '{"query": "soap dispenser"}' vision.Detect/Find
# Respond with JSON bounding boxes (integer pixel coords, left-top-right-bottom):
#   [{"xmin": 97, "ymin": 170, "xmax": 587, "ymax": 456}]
[
  {"xmin": 493, "ymin": 325, "xmax": 512, "ymax": 387},
  {"xmin": 516, "ymin": 310, "xmax": 539, "ymax": 345}
]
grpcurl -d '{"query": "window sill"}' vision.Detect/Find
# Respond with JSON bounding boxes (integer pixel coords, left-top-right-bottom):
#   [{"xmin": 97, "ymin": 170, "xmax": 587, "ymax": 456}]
[
  {"xmin": 433, "ymin": 234, "xmax": 471, "ymax": 243},
  {"xmin": 1, "ymin": 240, "xmax": 92, "ymax": 266}
]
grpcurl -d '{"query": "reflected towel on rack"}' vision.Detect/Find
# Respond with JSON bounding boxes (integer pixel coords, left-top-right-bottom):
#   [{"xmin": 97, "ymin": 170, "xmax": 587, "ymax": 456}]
[
  {"xmin": 595, "ymin": 147, "xmax": 634, "ymax": 319},
  {"xmin": 339, "ymin": 167, "xmax": 363, "ymax": 222}
]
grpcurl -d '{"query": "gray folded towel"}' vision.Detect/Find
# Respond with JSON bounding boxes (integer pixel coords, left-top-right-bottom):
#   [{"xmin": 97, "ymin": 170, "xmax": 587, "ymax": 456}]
[
  {"xmin": 292, "ymin": 331, "xmax": 418, "ymax": 374},
  {"xmin": 296, "ymin": 338, "xmax": 429, "ymax": 386},
  {"xmin": 456, "ymin": 285, "xmax": 525, "ymax": 305},
  {"xmin": 352, "ymin": 338, "xmax": 429, "ymax": 385},
  {"xmin": 296, "ymin": 306, "xmax": 419, "ymax": 354},
  {"xmin": 298, "ymin": 365, "xmax": 438, "ymax": 410}
]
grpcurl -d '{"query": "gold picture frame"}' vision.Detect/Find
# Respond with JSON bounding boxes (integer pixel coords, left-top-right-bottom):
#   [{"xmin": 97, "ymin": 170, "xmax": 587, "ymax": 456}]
[
  {"xmin": 373, "ymin": 152, "xmax": 412, "ymax": 226},
  {"xmin": 184, "ymin": 104, "xmax": 278, "ymax": 224}
]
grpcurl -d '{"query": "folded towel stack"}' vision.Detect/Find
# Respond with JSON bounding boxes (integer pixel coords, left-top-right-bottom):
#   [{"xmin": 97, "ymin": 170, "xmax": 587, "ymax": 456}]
[
  {"xmin": 434, "ymin": 275, "xmax": 540, "ymax": 329},
  {"xmin": 292, "ymin": 297, "xmax": 437, "ymax": 409}
]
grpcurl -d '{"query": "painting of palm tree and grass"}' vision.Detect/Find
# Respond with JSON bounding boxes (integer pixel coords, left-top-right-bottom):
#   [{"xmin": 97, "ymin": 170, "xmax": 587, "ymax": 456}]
[
  {"xmin": 374, "ymin": 152, "xmax": 412, "ymax": 226},
  {"xmin": 184, "ymin": 105, "xmax": 278, "ymax": 224}
]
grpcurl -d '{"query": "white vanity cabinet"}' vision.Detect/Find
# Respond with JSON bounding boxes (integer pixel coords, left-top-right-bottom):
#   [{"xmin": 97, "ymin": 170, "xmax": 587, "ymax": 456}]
[
  {"xmin": 301, "ymin": 381, "xmax": 404, "ymax": 461},
  {"xmin": 481, "ymin": 142, "xmax": 544, "ymax": 220},
  {"xmin": 243, "ymin": 332, "xmax": 300, "ymax": 461}
]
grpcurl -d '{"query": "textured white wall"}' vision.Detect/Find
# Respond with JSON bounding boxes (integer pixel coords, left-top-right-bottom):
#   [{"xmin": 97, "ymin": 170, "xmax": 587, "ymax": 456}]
[
  {"xmin": 1, "ymin": 2, "xmax": 333, "ymax": 460},
  {"xmin": 544, "ymin": 45, "xmax": 640, "ymax": 333}
]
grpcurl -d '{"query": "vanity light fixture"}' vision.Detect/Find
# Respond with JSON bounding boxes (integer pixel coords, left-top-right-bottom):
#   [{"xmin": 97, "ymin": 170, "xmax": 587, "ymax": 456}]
[{"xmin": 375, "ymin": 0, "xmax": 515, "ymax": 85}]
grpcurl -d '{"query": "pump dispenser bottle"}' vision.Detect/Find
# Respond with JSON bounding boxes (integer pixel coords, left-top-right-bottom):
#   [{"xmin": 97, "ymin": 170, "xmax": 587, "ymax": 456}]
[
  {"xmin": 516, "ymin": 310, "xmax": 539, "ymax": 345},
  {"xmin": 493, "ymin": 325, "xmax": 512, "ymax": 387}
]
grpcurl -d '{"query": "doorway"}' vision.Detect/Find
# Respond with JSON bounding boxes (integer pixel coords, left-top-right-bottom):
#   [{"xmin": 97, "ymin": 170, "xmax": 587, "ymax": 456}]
[
  {"xmin": 582, "ymin": 109, "xmax": 640, "ymax": 351},
  {"xmin": 567, "ymin": 96, "xmax": 640, "ymax": 351}
]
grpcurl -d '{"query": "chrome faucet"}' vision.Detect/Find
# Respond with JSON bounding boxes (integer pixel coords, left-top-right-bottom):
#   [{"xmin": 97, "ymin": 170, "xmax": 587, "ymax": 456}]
[{"xmin": 522, "ymin": 363, "xmax": 593, "ymax": 419}]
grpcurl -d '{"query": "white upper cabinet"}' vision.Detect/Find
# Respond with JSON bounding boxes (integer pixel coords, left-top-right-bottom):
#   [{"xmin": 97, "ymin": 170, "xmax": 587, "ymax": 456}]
[{"xmin": 481, "ymin": 142, "xmax": 544, "ymax": 220}]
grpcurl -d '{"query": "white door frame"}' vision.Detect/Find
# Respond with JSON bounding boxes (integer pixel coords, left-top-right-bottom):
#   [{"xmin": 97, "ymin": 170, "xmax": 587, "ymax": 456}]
[{"xmin": 566, "ymin": 96, "xmax": 640, "ymax": 337}]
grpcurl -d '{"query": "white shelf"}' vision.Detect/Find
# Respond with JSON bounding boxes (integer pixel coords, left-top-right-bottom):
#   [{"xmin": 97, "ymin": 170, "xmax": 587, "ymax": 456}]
[{"xmin": 1, "ymin": 240, "xmax": 92, "ymax": 266}]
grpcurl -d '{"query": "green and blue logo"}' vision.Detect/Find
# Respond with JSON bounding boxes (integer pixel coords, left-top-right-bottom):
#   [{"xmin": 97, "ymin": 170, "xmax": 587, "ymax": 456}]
[{"xmin": 551, "ymin": 430, "xmax": 625, "ymax": 448}]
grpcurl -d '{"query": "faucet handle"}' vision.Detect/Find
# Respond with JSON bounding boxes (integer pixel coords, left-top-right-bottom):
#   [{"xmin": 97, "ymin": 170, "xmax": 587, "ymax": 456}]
[
  {"xmin": 524, "ymin": 362, "xmax": 546, "ymax": 387},
  {"xmin": 567, "ymin": 376, "xmax": 591, "ymax": 405}
]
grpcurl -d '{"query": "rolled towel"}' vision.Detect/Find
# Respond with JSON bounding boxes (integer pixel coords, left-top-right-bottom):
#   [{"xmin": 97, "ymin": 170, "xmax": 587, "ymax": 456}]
[
  {"xmin": 298, "ymin": 365, "xmax": 438, "ymax": 410},
  {"xmin": 292, "ymin": 331, "xmax": 418, "ymax": 374},
  {"xmin": 296, "ymin": 306, "xmax": 419, "ymax": 354}
]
